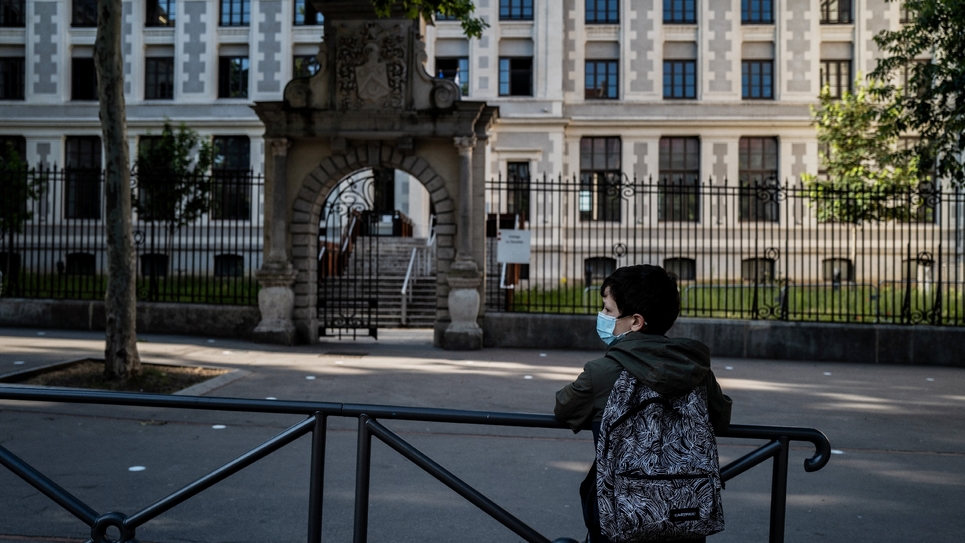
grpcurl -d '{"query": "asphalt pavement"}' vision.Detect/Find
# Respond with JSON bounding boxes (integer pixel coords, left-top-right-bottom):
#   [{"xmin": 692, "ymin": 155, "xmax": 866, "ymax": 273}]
[{"xmin": 1, "ymin": 326, "xmax": 963, "ymax": 542}]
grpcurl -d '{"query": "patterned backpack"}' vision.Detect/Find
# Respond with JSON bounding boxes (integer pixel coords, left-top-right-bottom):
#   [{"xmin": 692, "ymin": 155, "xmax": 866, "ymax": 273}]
[{"xmin": 596, "ymin": 369, "xmax": 724, "ymax": 542}]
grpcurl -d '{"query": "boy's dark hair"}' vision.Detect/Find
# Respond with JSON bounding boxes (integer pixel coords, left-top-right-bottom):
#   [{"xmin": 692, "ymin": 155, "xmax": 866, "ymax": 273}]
[{"xmin": 601, "ymin": 264, "xmax": 680, "ymax": 334}]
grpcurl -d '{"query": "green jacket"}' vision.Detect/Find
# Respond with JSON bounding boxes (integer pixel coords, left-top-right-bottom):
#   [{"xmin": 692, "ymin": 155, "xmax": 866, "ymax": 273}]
[{"xmin": 554, "ymin": 332, "xmax": 733, "ymax": 434}]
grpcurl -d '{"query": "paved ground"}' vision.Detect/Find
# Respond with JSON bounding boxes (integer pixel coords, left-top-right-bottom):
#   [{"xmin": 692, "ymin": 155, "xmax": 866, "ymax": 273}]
[{"xmin": 0, "ymin": 326, "xmax": 963, "ymax": 542}]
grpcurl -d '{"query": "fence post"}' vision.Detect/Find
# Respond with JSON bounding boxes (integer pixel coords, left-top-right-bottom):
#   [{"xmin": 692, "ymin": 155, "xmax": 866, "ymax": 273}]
[
  {"xmin": 308, "ymin": 414, "xmax": 327, "ymax": 543},
  {"xmin": 768, "ymin": 436, "xmax": 790, "ymax": 543},
  {"xmin": 353, "ymin": 415, "xmax": 373, "ymax": 543}
]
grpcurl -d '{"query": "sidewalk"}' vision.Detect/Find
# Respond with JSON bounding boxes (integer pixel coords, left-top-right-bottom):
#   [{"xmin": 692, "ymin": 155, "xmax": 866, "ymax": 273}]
[{"xmin": 1, "ymin": 326, "xmax": 964, "ymax": 542}]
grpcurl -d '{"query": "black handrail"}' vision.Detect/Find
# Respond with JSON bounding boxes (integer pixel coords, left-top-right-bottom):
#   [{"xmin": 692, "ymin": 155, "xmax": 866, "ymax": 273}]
[{"xmin": 0, "ymin": 387, "xmax": 830, "ymax": 543}]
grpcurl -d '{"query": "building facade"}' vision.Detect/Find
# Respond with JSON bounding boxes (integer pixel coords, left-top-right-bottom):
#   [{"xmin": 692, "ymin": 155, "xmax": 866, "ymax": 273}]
[{"xmin": 3, "ymin": 0, "xmax": 957, "ymax": 297}]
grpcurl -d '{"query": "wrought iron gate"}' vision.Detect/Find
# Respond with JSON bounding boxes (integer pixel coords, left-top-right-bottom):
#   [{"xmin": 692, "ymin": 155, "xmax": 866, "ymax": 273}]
[{"xmin": 317, "ymin": 172, "xmax": 382, "ymax": 339}]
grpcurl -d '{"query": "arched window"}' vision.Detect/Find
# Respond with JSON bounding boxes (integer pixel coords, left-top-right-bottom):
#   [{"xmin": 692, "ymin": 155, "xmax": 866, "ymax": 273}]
[
  {"xmin": 584, "ymin": 256, "xmax": 616, "ymax": 287},
  {"xmin": 215, "ymin": 254, "xmax": 244, "ymax": 278},
  {"xmin": 741, "ymin": 257, "xmax": 775, "ymax": 283},
  {"xmin": 140, "ymin": 253, "xmax": 169, "ymax": 277},
  {"xmin": 65, "ymin": 252, "xmax": 96, "ymax": 275},
  {"xmin": 664, "ymin": 257, "xmax": 696, "ymax": 281},
  {"xmin": 822, "ymin": 258, "xmax": 854, "ymax": 282}
]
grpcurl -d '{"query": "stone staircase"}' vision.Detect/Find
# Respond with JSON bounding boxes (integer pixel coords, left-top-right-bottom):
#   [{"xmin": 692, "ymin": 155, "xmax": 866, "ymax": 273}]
[{"xmin": 319, "ymin": 236, "xmax": 437, "ymax": 328}]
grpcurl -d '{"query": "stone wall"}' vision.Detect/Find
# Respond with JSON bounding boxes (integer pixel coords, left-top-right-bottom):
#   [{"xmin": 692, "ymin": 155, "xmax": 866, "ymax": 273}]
[
  {"xmin": 0, "ymin": 299, "xmax": 260, "ymax": 339},
  {"xmin": 482, "ymin": 313, "xmax": 965, "ymax": 366}
]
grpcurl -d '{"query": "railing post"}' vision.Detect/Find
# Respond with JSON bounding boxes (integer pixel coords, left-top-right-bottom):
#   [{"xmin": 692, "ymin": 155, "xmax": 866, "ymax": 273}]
[
  {"xmin": 353, "ymin": 415, "xmax": 373, "ymax": 543},
  {"xmin": 768, "ymin": 436, "xmax": 790, "ymax": 543},
  {"xmin": 308, "ymin": 414, "xmax": 327, "ymax": 543}
]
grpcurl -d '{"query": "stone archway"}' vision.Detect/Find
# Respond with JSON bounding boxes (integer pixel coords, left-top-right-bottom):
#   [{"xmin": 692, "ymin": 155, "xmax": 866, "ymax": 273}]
[
  {"xmin": 289, "ymin": 143, "xmax": 457, "ymax": 343},
  {"xmin": 251, "ymin": 2, "xmax": 498, "ymax": 348}
]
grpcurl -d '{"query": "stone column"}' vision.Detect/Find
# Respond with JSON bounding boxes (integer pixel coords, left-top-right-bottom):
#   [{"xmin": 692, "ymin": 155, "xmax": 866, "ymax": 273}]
[
  {"xmin": 444, "ymin": 136, "xmax": 483, "ymax": 350},
  {"xmin": 253, "ymin": 138, "xmax": 298, "ymax": 344}
]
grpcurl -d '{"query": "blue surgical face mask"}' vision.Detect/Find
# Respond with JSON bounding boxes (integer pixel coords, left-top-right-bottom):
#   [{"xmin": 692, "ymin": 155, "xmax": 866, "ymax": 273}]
[{"xmin": 596, "ymin": 312, "xmax": 628, "ymax": 346}]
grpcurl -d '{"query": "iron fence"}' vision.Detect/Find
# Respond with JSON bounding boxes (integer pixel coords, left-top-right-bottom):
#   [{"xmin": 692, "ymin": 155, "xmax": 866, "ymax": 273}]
[
  {"xmin": 0, "ymin": 166, "xmax": 263, "ymax": 305},
  {"xmin": 0, "ymin": 386, "xmax": 830, "ymax": 543},
  {"xmin": 485, "ymin": 174, "xmax": 965, "ymax": 325}
]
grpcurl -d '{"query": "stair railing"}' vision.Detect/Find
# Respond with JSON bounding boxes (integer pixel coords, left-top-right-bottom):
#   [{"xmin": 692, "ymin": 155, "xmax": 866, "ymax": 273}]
[
  {"xmin": 401, "ymin": 215, "xmax": 438, "ymax": 325},
  {"xmin": 401, "ymin": 247, "xmax": 418, "ymax": 325}
]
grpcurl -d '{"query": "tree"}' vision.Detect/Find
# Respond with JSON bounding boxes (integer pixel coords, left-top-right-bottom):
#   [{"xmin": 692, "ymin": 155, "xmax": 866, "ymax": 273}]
[
  {"xmin": 802, "ymin": 77, "xmax": 923, "ymax": 223},
  {"xmin": 95, "ymin": 0, "xmax": 140, "ymax": 379},
  {"xmin": 802, "ymin": 78, "xmax": 926, "ymax": 266},
  {"xmin": 871, "ymin": 0, "xmax": 965, "ymax": 187},
  {"xmin": 133, "ymin": 123, "xmax": 213, "ymax": 299},
  {"xmin": 0, "ymin": 144, "xmax": 44, "ymax": 296},
  {"xmin": 371, "ymin": 0, "xmax": 488, "ymax": 38}
]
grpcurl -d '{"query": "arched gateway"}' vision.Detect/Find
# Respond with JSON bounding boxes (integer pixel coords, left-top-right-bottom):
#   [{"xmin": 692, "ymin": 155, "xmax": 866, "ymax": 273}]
[{"xmin": 251, "ymin": 1, "xmax": 497, "ymax": 349}]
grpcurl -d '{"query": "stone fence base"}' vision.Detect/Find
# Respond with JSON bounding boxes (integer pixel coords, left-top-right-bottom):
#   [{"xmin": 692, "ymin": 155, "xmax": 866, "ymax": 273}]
[
  {"xmin": 483, "ymin": 313, "xmax": 965, "ymax": 367},
  {"xmin": 0, "ymin": 298, "xmax": 260, "ymax": 339}
]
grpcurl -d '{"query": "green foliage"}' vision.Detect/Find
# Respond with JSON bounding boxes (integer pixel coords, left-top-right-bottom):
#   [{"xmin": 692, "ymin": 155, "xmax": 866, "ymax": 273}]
[
  {"xmin": 0, "ymin": 142, "xmax": 45, "ymax": 238},
  {"xmin": 133, "ymin": 122, "xmax": 213, "ymax": 230},
  {"xmin": 801, "ymin": 77, "xmax": 924, "ymax": 223},
  {"xmin": 871, "ymin": 0, "xmax": 965, "ymax": 187},
  {"xmin": 371, "ymin": 0, "xmax": 488, "ymax": 39}
]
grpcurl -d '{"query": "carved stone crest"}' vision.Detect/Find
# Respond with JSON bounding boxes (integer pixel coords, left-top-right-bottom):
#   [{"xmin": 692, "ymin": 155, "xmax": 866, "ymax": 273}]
[{"xmin": 336, "ymin": 22, "xmax": 406, "ymax": 110}]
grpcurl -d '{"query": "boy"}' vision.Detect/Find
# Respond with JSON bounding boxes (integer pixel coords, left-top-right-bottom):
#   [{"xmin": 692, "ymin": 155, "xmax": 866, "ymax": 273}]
[{"xmin": 554, "ymin": 264, "xmax": 732, "ymax": 543}]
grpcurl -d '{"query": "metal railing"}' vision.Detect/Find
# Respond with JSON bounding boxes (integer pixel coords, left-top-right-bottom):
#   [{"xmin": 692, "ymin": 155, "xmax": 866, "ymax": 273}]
[
  {"xmin": 0, "ymin": 166, "xmax": 264, "ymax": 305},
  {"xmin": 485, "ymin": 174, "xmax": 965, "ymax": 325},
  {"xmin": 0, "ymin": 386, "xmax": 830, "ymax": 543},
  {"xmin": 401, "ymin": 214, "xmax": 436, "ymax": 325}
]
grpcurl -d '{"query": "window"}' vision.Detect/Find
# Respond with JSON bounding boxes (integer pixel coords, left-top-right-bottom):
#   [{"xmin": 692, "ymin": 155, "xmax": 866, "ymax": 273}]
[
  {"xmin": 218, "ymin": 56, "xmax": 249, "ymax": 98},
  {"xmin": 506, "ymin": 161, "xmax": 530, "ymax": 216},
  {"xmin": 897, "ymin": 137, "xmax": 937, "ymax": 223},
  {"xmin": 742, "ymin": 0, "xmax": 773, "ymax": 23},
  {"xmin": 294, "ymin": 0, "xmax": 322, "ymax": 25},
  {"xmin": 663, "ymin": 60, "xmax": 696, "ymax": 99},
  {"xmin": 584, "ymin": 257, "xmax": 616, "ymax": 286},
  {"xmin": 664, "ymin": 0, "xmax": 696, "ymax": 24},
  {"xmin": 741, "ymin": 257, "xmax": 775, "ymax": 283},
  {"xmin": 500, "ymin": 0, "xmax": 533, "ymax": 21},
  {"xmin": 212, "ymin": 136, "xmax": 251, "ymax": 221},
  {"xmin": 146, "ymin": 0, "xmax": 175, "ymax": 27},
  {"xmin": 819, "ymin": 60, "xmax": 851, "ymax": 99},
  {"xmin": 72, "ymin": 0, "xmax": 97, "ymax": 27},
  {"xmin": 145, "ymin": 58, "xmax": 174, "ymax": 100},
  {"xmin": 140, "ymin": 253, "xmax": 169, "ymax": 277},
  {"xmin": 901, "ymin": 59, "xmax": 930, "ymax": 98},
  {"xmin": 900, "ymin": 1, "xmax": 913, "ymax": 24},
  {"xmin": 294, "ymin": 55, "xmax": 321, "ymax": 78},
  {"xmin": 0, "ymin": 57, "xmax": 24, "ymax": 100},
  {"xmin": 0, "ymin": 136, "xmax": 26, "ymax": 161},
  {"xmin": 65, "ymin": 253, "xmax": 96, "ymax": 275},
  {"xmin": 435, "ymin": 12, "xmax": 458, "ymax": 21},
  {"xmin": 742, "ymin": 60, "xmax": 773, "ymax": 99},
  {"xmin": 585, "ymin": 60, "xmax": 618, "ymax": 99},
  {"xmin": 658, "ymin": 137, "xmax": 699, "ymax": 222},
  {"xmin": 586, "ymin": 0, "xmax": 618, "ymax": 24},
  {"xmin": 664, "ymin": 257, "xmax": 696, "ymax": 281},
  {"xmin": 215, "ymin": 254, "xmax": 245, "ymax": 277},
  {"xmin": 436, "ymin": 57, "xmax": 469, "ymax": 96},
  {"xmin": 738, "ymin": 137, "xmax": 779, "ymax": 222},
  {"xmin": 64, "ymin": 136, "xmax": 102, "ymax": 220},
  {"xmin": 820, "ymin": 0, "xmax": 852, "ymax": 24},
  {"xmin": 822, "ymin": 258, "xmax": 854, "ymax": 283},
  {"xmin": 0, "ymin": 0, "xmax": 25, "ymax": 27},
  {"xmin": 220, "ymin": 0, "xmax": 249, "ymax": 26},
  {"xmin": 499, "ymin": 57, "xmax": 533, "ymax": 96},
  {"xmin": 579, "ymin": 137, "xmax": 622, "ymax": 222},
  {"xmin": 72, "ymin": 58, "xmax": 98, "ymax": 101}
]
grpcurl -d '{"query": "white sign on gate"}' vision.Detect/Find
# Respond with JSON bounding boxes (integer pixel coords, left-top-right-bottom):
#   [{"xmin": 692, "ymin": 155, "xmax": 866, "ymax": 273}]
[{"xmin": 497, "ymin": 229, "xmax": 531, "ymax": 264}]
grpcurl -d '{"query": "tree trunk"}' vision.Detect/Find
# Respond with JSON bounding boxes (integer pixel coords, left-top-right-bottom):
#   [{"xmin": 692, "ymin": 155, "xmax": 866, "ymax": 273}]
[{"xmin": 95, "ymin": 0, "xmax": 141, "ymax": 378}]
